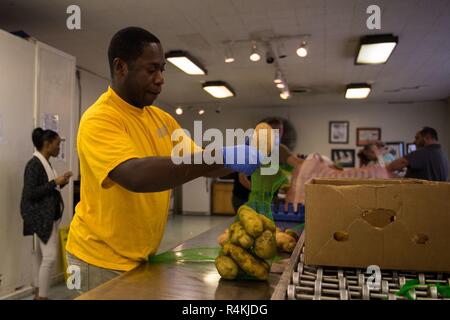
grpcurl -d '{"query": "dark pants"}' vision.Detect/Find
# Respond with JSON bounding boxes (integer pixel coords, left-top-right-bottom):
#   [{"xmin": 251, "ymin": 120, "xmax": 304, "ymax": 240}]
[{"xmin": 232, "ymin": 195, "xmax": 248, "ymax": 213}]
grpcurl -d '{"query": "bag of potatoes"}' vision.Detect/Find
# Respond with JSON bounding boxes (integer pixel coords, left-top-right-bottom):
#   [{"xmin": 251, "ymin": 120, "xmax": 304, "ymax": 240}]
[{"xmin": 215, "ymin": 205, "xmax": 278, "ymax": 281}]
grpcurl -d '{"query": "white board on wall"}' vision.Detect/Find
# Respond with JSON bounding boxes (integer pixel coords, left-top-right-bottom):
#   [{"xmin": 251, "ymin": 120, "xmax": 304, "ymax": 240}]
[{"xmin": 35, "ymin": 41, "xmax": 76, "ymax": 228}]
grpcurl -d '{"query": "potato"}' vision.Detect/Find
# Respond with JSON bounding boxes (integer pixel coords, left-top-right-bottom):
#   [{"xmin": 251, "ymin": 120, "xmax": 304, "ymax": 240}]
[
  {"xmin": 217, "ymin": 228, "xmax": 229, "ymax": 246},
  {"xmin": 261, "ymin": 260, "xmax": 271, "ymax": 271},
  {"xmin": 222, "ymin": 242, "xmax": 231, "ymax": 255},
  {"xmin": 254, "ymin": 230, "xmax": 277, "ymax": 259},
  {"xmin": 251, "ymin": 122, "xmax": 274, "ymax": 156},
  {"xmin": 229, "ymin": 222, "xmax": 254, "ymax": 249},
  {"xmin": 258, "ymin": 214, "xmax": 276, "ymax": 232},
  {"xmin": 215, "ymin": 255, "xmax": 238, "ymax": 280},
  {"xmin": 223, "ymin": 243, "xmax": 269, "ymax": 281},
  {"xmin": 238, "ymin": 205, "xmax": 264, "ymax": 238},
  {"xmin": 284, "ymin": 229, "xmax": 300, "ymax": 240},
  {"xmin": 275, "ymin": 231, "xmax": 297, "ymax": 253}
]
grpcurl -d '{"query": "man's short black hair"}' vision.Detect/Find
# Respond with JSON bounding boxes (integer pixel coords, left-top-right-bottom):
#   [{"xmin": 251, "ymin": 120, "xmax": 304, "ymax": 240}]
[
  {"xmin": 419, "ymin": 127, "xmax": 438, "ymax": 140},
  {"xmin": 108, "ymin": 27, "xmax": 161, "ymax": 76}
]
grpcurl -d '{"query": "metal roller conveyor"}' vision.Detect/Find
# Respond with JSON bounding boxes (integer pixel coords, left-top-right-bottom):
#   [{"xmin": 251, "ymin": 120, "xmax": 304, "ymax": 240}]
[{"xmin": 271, "ymin": 233, "xmax": 450, "ymax": 300}]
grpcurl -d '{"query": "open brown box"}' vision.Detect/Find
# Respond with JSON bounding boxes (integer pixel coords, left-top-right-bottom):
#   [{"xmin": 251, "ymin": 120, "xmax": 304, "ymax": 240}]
[{"xmin": 304, "ymin": 178, "xmax": 450, "ymax": 272}]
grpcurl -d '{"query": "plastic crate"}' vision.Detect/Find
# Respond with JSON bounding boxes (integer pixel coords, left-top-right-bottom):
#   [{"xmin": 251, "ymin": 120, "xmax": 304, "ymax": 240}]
[{"xmin": 271, "ymin": 202, "xmax": 305, "ymax": 223}]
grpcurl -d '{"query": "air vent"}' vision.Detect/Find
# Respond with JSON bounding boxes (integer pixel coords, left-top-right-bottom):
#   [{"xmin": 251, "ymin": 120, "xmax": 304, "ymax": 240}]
[
  {"xmin": 385, "ymin": 85, "xmax": 426, "ymax": 93},
  {"xmin": 10, "ymin": 30, "xmax": 31, "ymax": 39},
  {"xmin": 388, "ymin": 101, "xmax": 414, "ymax": 104},
  {"xmin": 291, "ymin": 87, "xmax": 312, "ymax": 94}
]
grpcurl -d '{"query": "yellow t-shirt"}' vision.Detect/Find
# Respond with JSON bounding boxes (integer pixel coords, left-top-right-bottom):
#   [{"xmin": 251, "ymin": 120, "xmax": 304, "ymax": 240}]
[{"xmin": 66, "ymin": 86, "xmax": 198, "ymax": 271}]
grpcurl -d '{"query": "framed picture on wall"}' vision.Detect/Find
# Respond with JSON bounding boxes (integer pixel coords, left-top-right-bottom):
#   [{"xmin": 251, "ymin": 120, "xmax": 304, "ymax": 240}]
[
  {"xmin": 356, "ymin": 128, "xmax": 381, "ymax": 146},
  {"xmin": 406, "ymin": 143, "xmax": 417, "ymax": 154},
  {"xmin": 331, "ymin": 149, "xmax": 355, "ymax": 168},
  {"xmin": 386, "ymin": 142, "xmax": 405, "ymax": 159},
  {"xmin": 329, "ymin": 121, "xmax": 349, "ymax": 144}
]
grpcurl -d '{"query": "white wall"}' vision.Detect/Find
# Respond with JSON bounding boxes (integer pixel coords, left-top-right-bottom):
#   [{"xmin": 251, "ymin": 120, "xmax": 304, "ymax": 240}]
[
  {"xmin": 0, "ymin": 31, "xmax": 35, "ymax": 296},
  {"xmin": 182, "ymin": 178, "xmax": 211, "ymax": 214},
  {"xmin": 73, "ymin": 69, "xmax": 109, "ymax": 179},
  {"xmin": 78, "ymin": 69, "xmax": 110, "ymax": 116},
  {"xmin": 174, "ymin": 101, "xmax": 449, "ymax": 161},
  {"xmin": 0, "ymin": 30, "xmax": 76, "ymax": 298}
]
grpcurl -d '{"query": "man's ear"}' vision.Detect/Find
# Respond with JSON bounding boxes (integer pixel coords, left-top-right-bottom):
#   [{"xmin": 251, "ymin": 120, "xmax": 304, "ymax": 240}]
[{"xmin": 113, "ymin": 58, "xmax": 128, "ymax": 78}]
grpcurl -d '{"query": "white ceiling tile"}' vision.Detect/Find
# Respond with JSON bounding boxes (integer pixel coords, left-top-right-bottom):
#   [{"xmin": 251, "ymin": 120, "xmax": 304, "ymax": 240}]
[{"xmin": 0, "ymin": 0, "xmax": 448, "ymax": 107}]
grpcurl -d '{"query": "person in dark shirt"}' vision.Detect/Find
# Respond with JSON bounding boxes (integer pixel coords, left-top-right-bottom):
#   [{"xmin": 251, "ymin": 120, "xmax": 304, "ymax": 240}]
[
  {"xmin": 387, "ymin": 127, "xmax": 449, "ymax": 181},
  {"xmin": 231, "ymin": 172, "xmax": 251, "ymax": 212}
]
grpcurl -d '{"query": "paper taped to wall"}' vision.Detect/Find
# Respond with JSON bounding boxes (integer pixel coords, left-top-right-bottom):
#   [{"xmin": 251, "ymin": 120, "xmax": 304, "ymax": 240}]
[
  {"xmin": 57, "ymin": 137, "xmax": 66, "ymax": 161},
  {"xmin": 42, "ymin": 113, "xmax": 60, "ymax": 132}
]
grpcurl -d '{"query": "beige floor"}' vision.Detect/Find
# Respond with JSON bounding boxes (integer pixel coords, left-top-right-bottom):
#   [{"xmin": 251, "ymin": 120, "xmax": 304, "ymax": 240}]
[{"xmin": 22, "ymin": 214, "xmax": 231, "ymax": 300}]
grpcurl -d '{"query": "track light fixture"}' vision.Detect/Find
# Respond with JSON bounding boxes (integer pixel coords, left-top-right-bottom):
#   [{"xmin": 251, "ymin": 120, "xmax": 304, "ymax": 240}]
[
  {"xmin": 250, "ymin": 41, "xmax": 261, "ymax": 62},
  {"xmin": 296, "ymin": 41, "xmax": 308, "ymax": 57},
  {"xmin": 224, "ymin": 43, "xmax": 235, "ymax": 63}
]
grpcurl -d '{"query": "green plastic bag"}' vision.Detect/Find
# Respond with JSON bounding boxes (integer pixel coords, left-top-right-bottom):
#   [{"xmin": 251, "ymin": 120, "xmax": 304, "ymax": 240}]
[
  {"xmin": 149, "ymin": 247, "xmax": 221, "ymax": 263},
  {"xmin": 396, "ymin": 278, "xmax": 450, "ymax": 300},
  {"xmin": 245, "ymin": 167, "xmax": 287, "ymax": 218},
  {"xmin": 224, "ymin": 167, "xmax": 287, "ymax": 280}
]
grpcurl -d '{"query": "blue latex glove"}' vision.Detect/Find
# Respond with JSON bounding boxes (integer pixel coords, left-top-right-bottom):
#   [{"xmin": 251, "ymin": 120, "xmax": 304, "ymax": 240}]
[{"xmin": 221, "ymin": 144, "xmax": 264, "ymax": 176}]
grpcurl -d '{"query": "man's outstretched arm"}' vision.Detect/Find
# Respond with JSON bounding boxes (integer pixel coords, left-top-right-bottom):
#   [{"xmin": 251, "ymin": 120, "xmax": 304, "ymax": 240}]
[
  {"xmin": 386, "ymin": 157, "xmax": 408, "ymax": 172},
  {"xmin": 109, "ymin": 153, "xmax": 223, "ymax": 193},
  {"xmin": 109, "ymin": 145, "xmax": 262, "ymax": 192}
]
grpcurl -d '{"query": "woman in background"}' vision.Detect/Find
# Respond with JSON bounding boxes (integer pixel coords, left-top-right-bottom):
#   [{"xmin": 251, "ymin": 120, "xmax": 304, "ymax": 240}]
[
  {"xmin": 20, "ymin": 128, "xmax": 72, "ymax": 300},
  {"xmin": 358, "ymin": 141, "xmax": 396, "ymax": 167}
]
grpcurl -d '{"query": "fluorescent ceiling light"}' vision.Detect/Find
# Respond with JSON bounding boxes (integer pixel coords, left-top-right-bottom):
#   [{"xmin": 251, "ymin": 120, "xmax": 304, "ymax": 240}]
[
  {"xmin": 198, "ymin": 109, "xmax": 205, "ymax": 115},
  {"xmin": 345, "ymin": 83, "xmax": 371, "ymax": 99},
  {"xmin": 175, "ymin": 107, "xmax": 183, "ymax": 115},
  {"xmin": 202, "ymin": 81, "xmax": 235, "ymax": 99},
  {"xmin": 166, "ymin": 50, "xmax": 207, "ymax": 75},
  {"xmin": 356, "ymin": 34, "xmax": 398, "ymax": 64},
  {"xmin": 276, "ymin": 82, "xmax": 285, "ymax": 89}
]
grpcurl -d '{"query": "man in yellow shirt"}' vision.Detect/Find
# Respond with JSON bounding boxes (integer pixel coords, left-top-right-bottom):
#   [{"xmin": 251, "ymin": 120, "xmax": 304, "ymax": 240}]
[{"xmin": 66, "ymin": 27, "xmax": 265, "ymax": 293}]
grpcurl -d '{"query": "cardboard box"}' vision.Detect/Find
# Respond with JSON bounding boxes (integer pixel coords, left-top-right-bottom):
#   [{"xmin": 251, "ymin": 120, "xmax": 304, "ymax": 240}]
[{"xmin": 304, "ymin": 178, "xmax": 450, "ymax": 272}]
